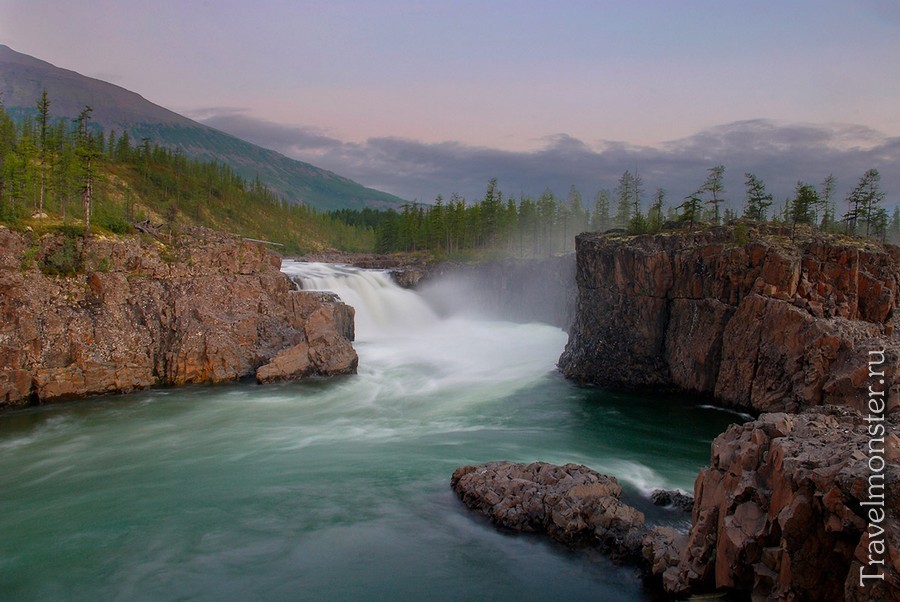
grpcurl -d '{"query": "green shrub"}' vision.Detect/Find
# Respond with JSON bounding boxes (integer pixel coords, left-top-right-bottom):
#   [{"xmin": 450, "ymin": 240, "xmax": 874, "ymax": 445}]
[
  {"xmin": 733, "ymin": 222, "xmax": 750, "ymax": 245},
  {"xmin": 94, "ymin": 203, "xmax": 132, "ymax": 234},
  {"xmin": 41, "ymin": 236, "xmax": 81, "ymax": 276}
]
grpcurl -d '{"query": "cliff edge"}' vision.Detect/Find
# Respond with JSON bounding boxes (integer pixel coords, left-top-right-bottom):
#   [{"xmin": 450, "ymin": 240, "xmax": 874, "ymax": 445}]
[
  {"xmin": 0, "ymin": 226, "xmax": 357, "ymax": 408},
  {"xmin": 559, "ymin": 224, "xmax": 899, "ymax": 413}
]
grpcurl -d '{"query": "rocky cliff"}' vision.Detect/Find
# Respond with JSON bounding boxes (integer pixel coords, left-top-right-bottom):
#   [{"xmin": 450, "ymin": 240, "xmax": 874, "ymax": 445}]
[
  {"xmin": 645, "ymin": 406, "xmax": 899, "ymax": 600},
  {"xmin": 0, "ymin": 226, "xmax": 357, "ymax": 408},
  {"xmin": 559, "ymin": 224, "xmax": 899, "ymax": 413}
]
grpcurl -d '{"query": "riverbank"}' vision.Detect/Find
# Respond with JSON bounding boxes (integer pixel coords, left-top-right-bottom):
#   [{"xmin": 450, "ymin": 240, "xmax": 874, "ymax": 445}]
[{"xmin": 0, "ymin": 226, "xmax": 356, "ymax": 409}]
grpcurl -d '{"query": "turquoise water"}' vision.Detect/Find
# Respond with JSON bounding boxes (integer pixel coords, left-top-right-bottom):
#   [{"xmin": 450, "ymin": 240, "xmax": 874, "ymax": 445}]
[{"xmin": 0, "ymin": 264, "xmax": 743, "ymax": 601}]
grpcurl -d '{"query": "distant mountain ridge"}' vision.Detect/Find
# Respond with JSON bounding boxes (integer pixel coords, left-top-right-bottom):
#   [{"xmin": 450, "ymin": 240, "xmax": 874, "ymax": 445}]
[{"xmin": 0, "ymin": 45, "xmax": 406, "ymax": 211}]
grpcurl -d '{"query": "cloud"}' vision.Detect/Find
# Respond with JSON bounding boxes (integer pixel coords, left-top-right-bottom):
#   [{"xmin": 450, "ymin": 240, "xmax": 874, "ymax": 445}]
[
  {"xmin": 197, "ymin": 111, "xmax": 900, "ymax": 210},
  {"xmin": 199, "ymin": 111, "xmax": 345, "ymax": 154}
]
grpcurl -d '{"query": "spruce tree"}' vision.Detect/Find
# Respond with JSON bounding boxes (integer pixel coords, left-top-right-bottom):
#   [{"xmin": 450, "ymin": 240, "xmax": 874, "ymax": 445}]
[{"xmin": 702, "ymin": 165, "xmax": 726, "ymax": 224}]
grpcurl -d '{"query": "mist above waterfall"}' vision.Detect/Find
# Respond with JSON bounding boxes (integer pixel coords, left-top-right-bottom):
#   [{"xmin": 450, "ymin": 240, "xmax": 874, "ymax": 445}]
[
  {"xmin": 416, "ymin": 255, "xmax": 577, "ymax": 330},
  {"xmin": 281, "ymin": 260, "xmax": 569, "ymax": 403}
]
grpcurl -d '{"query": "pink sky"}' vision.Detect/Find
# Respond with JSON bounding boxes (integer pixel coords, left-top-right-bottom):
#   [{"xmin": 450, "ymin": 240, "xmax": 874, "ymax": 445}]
[{"xmin": 1, "ymin": 0, "xmax": 898, "ymax": 152}]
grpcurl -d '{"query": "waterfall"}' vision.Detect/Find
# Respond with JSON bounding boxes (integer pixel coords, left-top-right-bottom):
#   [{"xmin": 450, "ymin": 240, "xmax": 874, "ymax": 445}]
[
  {"xmin": 281, "ymin": 261, "xmax": 437, "ymax": 339},
  {"xmin": 280, "ymin": 260, "xmax": 570, "ymax": 401}
]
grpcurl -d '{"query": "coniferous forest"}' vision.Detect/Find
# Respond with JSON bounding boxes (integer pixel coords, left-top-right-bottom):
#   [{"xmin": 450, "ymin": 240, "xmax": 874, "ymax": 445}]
[
  {"xmin": 336, "ymin": 166, "xmax": 899, "ymax": 256},
  {"xmin": 0, "ymin": 93, "xmax": 375, "ymax": 253},
  {"xmin": 2, "ymin": 93, "xmax": 898, "ymax": 258}
]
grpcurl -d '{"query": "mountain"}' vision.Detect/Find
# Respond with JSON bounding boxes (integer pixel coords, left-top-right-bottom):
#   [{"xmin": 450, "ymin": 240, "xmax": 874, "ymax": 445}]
[{"xmin": 0, "ymin": 45, "xmax": 406, "ymax": 211}]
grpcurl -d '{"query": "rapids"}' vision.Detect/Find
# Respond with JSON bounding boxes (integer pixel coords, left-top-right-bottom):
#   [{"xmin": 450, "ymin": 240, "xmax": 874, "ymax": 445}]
[{"xmin": 0, "ymin": 261, "xmax": 742, "ymax": 600}]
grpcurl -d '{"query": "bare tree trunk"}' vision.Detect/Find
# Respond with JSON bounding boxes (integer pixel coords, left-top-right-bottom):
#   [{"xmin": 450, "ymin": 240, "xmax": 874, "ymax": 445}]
[{"xmin": 82, "ymin": 157, "xmax": 92, "ymax": 236}]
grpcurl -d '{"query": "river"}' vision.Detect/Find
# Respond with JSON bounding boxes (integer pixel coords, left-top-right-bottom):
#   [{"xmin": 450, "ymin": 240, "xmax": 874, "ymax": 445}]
[{"xmin": 0, "ymin": 261, "xmax": 744, "ymax": 600}]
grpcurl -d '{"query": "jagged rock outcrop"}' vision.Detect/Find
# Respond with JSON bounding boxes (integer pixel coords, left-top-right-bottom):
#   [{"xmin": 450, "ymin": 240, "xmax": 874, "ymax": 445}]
[
  {"xmin": 0, "ymin": 226, "xmax": 357, "ymax": 407},
  {"xmin": 559, "ymin": 225, "xmax": 899, "ymax": 412},
  {"xmin": 646, "ymin": 406, "xmax": 899, "ymax": 601},
  {"xmin": 451, "ymin": 461, "xmax": 646, "ymax": 561}
]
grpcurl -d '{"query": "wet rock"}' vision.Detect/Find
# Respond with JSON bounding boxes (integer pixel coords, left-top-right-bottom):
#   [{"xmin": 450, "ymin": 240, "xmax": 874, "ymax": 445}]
[
  {"xmin": 451, "ymin": 461, "xmax": 646, "ymax": 561},
  {"xmin": 390, "ymin": 266, "xmax": 427, "ymax": 289},
  {"xmin": 649, "ymin": 489, "xmax": 694, "ymax": 513}
]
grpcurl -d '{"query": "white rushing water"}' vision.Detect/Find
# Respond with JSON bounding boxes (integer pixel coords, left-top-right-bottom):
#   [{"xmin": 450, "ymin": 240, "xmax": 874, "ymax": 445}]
[
  {"xmin": 282, "ymin": 261, "xmax": 570, "ymax": 413},
  {"xmin": 0, "ymin": 261, "xmax": 742, "ymax": 601}
]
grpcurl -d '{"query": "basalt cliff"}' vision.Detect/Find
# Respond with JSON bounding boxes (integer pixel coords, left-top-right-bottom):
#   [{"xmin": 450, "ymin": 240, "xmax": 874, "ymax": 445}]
[
  {"xmin": 0, "ymin": 226, "xmax": 357, "ymax": 409},
  {"xmin": 549, "ymin": 224, "xmax": 899, "ymax": 599},
  {"xmin": 559, "ymin": 224, "xmax": 899, "ymax": 414}
]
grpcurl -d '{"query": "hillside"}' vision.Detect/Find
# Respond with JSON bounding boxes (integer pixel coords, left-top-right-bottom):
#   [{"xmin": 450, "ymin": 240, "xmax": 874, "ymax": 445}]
[{"xmin": 0, "ymin": 44, "xmax": 405, "ymax": 211}]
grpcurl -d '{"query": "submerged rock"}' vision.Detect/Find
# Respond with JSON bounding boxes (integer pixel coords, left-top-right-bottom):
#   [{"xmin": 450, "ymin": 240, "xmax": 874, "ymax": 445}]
[
  {"xmin": 649, "ymin": 489, "xmax": 694, "ymax": 513},
  {"xmin": 451, "ymin": 461, "xmax": 646, "ymax": 561}
]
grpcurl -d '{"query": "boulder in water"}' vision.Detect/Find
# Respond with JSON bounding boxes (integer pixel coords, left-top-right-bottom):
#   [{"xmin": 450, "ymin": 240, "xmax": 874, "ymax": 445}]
[
  {"xmin": 451, "ymin": 461, "xmax": 646, "ymax": 561},
  {"xmin": 649, "ymin": 489, "xmax": 694, "ymax": 513}
]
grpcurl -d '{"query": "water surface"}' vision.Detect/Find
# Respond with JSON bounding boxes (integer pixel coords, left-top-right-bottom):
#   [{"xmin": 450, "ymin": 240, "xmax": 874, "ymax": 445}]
[{"xmin": 0, "ymin": 262, "xmax": 743, "ymax": 600}]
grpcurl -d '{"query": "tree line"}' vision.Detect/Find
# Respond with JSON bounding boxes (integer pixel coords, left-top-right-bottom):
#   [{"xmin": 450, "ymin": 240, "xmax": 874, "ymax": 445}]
[
  {"xmin": 4, "ymin": 91, "xmax": 896, "ymax": 258},
  {"xmin": 333, "ymin": 165, "xmax": 899, "ymax": 257},
  {"xmin": 0, "ymin": 92, "xmax": 375, "ymax": 253}
]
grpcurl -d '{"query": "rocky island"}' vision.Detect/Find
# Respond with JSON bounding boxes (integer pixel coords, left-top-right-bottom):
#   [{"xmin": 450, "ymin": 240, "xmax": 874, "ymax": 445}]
[{"xmin": 0, "ymin": 226, "xmax": 357, "ymax": 408}]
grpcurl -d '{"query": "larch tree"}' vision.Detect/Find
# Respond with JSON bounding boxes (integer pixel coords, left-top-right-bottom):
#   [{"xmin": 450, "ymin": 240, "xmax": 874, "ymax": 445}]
[
  {"xmin": 743, "ymin": 172, "xmax": 773, "ymax": 221},
  {"xmin": 648, "ymin": 188, "xmax": 665, "ymax": 232},
  {"xmin": 844, "ymin": 169, "xmax": 884, "ymax": 235},
  {"xmin": 678, "ymin": 191, "xmax": 703, "ymax": 230},
  {"xmin": 590, "ymin": 189, "xmax": 611, "ymax": 232},
  {"xmin": 790, "ymin": 181, "xmax": 818, "ymax": 240},
  {"xmin": 614, "ymin": 171, "xmax": 635, "ymax": 229},
  {"xmin": 36, "ymin": 90, "xmax": 50, "ymax": 215},
  {"xmin": 75, "ymin": 105, "xmax": 99, "ymax": 236},
  {"xmin": 819, "ymin": 174, "xmax": 837, "ymax": 231},
  {"xmin": 702, "ymin": 164, "xmax": 726, "ymax": 224}
]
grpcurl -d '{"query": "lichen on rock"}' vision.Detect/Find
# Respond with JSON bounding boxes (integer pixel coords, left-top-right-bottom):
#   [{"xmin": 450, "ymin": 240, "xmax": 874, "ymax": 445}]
[{"xmin": 451, "ymin": 461, "xmax": 646, "ymax": 562}]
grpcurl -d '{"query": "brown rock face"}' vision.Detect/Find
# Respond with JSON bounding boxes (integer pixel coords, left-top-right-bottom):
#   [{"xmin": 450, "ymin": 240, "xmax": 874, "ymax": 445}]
[
  {"xmin": 648, "ymin": 407, "xmax": 900, "ymax": 601},
  {"xmin": 0, "ymin": 226, "xmax": 357, "ymax": 407},
  {"xmin": 451, "ymin": 461, "xmax": 646, "ymax": 561},
  {"xmin": 559, "ymin": 225, "xmax": 900, "ymax": 412},
  {"xmin": 256, "ymin": 291, "xmax": 358, "ymax": 383}
]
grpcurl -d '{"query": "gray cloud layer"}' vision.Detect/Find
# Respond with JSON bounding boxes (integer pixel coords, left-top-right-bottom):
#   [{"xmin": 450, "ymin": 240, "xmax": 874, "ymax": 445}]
[{"xmin": 199, "ymin": 112, "xmax": 900, "ymax": 211}]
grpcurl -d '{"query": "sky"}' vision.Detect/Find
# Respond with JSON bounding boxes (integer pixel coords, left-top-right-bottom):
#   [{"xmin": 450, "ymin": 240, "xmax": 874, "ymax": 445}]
[{"xmin": 1, "ymin": 0, "xmax": 899, "ymax": 206}]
